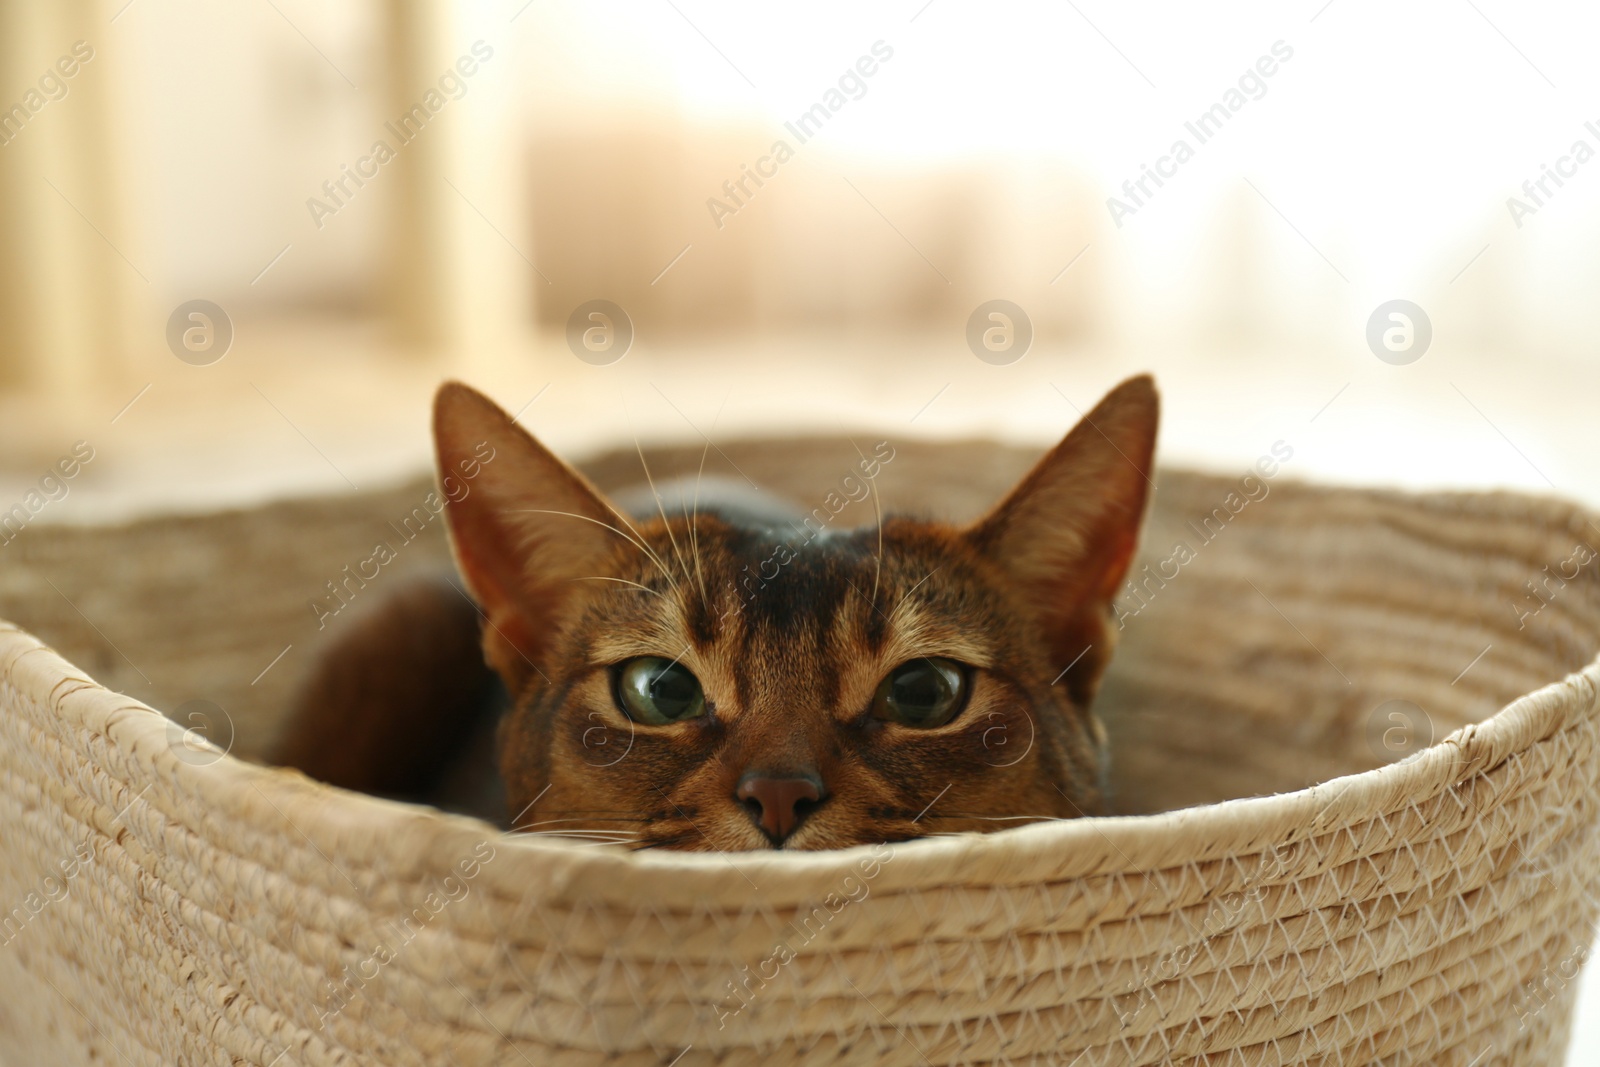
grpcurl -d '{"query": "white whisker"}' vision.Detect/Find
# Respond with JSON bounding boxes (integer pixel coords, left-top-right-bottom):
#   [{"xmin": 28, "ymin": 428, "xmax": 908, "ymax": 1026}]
[
  {"xmin": 509, "ymin": 508, "xmax": 681, "ymax": 596},
  {"xmin": 891, "ymin": 564, "xmax": 943, "ymax": 620},
  {"xmin": 570, "ymin": 575, "xmax": 666, "ymax": 598},
  {"xmin": 849, "ymin": 438, "xmax": 885, "ymax": 608},
  {"xmin": 631, "ymin": 427, "xmax": 693, "ymax": 598},
  {"xmin": 689, "ymin": 436, "xmax": 712, "ymax": 609},
  {"xmin": 925, "ymin": 814, "xmax": 1070, "ymax": 822},
  {"xmin": 612, "ymin": 392, "xmax": 686, "ymax": 603}
]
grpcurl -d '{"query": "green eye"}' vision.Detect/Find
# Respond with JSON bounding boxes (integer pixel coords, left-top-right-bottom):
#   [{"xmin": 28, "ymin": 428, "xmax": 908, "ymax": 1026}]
[
  {"xmin": 872, "ymin": 658, "xmax": 969, "ymax": 728},
  {"xmin": 615, "ymin": 657, "xmax": 706, "ymax": 725}
]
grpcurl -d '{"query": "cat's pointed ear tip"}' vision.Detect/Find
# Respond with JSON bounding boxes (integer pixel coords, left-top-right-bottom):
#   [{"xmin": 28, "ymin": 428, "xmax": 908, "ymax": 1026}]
[
  {"xmin": 433, "ymin": 380, "xmax": 492, "ymax": 416},
  {"xmin": 1109, "ymin": 373, "xmax": 1159, "ymax": 407},
  {"xmin": 433, "ymin": 381, "xmax": 515, "ymax": 440},
  {"xmin": 1090, "ymin": 375, "xmax": 1160, "ymax": 438}
]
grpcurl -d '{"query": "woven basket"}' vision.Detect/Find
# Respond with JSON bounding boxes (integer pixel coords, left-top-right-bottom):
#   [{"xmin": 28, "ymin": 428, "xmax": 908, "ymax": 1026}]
[{"xmin": 2, "ymin": 437, "xmax": 1599, "ymax": 1066}]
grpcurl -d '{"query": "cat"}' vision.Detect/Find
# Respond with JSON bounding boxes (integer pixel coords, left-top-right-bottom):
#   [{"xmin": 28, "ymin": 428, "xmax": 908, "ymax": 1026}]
[{"xmin": 273, "ymin": 375, "xmax": 1159, "ymax": 851}]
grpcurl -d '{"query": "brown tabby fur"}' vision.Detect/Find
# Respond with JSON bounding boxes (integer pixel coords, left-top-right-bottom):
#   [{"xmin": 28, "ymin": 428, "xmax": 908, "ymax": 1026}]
[{"xmin": 276, "ymin": 376, "xmax": 1158, "ymax": 851}]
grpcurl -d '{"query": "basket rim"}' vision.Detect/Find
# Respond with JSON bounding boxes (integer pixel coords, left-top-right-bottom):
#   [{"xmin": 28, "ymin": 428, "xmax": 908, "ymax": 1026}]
[{"xmin": 5, "ymin": 614, "xmax": 1596, "ymax": 910}]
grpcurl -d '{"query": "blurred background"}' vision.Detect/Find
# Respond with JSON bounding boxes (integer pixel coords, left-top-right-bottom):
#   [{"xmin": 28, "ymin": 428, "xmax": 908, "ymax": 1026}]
[
  {"xmin": 0, "ymin": 0, "xmax": 1597, "ymax": 1055},
  {"xmin": 0, "ymin": 0, "xmax": 1597, "ymax": 521}
]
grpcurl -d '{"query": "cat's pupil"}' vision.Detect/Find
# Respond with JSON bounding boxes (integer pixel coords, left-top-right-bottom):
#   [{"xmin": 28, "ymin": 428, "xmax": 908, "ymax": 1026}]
[
  {"xmin": 616, "ymin": 656, "xmax": 707, "ymax": 724},
  {"xmin": 880, "ymin": 658, "xmax": 966, "ymax": 727},
  {"xmin": 892, "ymin": 665, "xmax": 947, "ymax": 713},
  {"xmin": 648, "ymin": 666, "xmax": 697, "ymax": 716}
]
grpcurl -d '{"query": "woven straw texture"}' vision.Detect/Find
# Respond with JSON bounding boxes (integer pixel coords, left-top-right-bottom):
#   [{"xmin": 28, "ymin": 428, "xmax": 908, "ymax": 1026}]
[{"xmin": 2, "ymin": 437, "xmax": 1599, "ymax": 1066}]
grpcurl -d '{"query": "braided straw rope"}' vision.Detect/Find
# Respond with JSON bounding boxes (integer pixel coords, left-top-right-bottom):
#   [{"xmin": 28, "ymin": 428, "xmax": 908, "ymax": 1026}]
[{"xmin": 1, "ymin": 443, "xmax": 1599, "ymax": 1066}]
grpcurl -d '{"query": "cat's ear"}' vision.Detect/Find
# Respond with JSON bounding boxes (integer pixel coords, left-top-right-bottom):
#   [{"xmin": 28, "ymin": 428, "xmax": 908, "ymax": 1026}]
[
  {"xmin": 964, "ymin": 375, "xmax": 1158, "ymax": 701},
  {"xmin": 433, "ymin": 382, "xmax": 626, "ymax": 694}
]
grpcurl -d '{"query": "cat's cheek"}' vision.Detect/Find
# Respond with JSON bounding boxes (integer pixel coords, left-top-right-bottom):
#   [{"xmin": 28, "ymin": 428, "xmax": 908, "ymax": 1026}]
[{"xmin": 562, "ymin": 704, "xmax": 632, "ymax": 765}]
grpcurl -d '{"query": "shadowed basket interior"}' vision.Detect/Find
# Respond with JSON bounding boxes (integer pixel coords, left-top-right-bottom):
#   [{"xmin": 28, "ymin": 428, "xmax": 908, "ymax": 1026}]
[{"xmin": 1, "ymin": 437, "xmax": 1598, "ymax": 1066}]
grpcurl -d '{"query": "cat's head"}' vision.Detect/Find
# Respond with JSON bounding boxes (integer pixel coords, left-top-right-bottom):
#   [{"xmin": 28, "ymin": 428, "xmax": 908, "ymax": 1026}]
[{"xmin": 434, "ymin": 377, "xmax": 1158, "ymax": 851}]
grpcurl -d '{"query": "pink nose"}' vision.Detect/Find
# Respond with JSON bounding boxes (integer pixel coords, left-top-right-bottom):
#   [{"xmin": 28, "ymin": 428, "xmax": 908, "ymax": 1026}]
[{"xmin": 736, "ymin": 773, "xmax": 824, "ymax": 842}]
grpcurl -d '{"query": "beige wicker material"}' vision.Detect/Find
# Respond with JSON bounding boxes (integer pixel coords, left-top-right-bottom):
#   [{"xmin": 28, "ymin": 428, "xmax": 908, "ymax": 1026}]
[{"xmin": 1, "ymin": 437, "xmax": 1598, "ymax": 1066}]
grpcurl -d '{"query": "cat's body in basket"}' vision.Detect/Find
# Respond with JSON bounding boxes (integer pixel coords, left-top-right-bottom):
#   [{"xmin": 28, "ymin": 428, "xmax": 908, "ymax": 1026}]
[{"xmin": 273, "ymin": 377, "xmax": 1159, "ymax": 851}]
